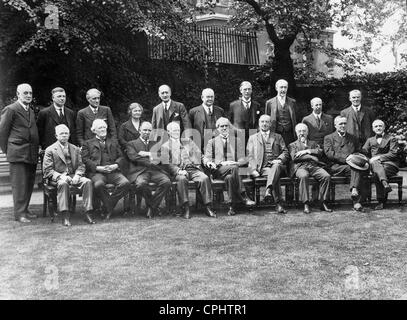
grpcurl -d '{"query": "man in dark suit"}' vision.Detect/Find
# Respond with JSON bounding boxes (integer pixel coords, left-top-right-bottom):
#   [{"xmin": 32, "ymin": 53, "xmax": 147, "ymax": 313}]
[
  {"xmin": 151, "ymin": 84, "xmax": 191, "ymax": 141},
  {"xmin": 37, "ymin": 87, "xmax": 77, "ymax": 149},
  {"xmin": 340, "ymin": 89, "xmax": 375, "ymax": 146},
  {"xmin": 43, "ymin": 124, "xmax": 95, "ymax": 226},
  {"xmin": 324, "ymin": 116, "xmax": 366, "ymax": 211},
  {"xmin": 0, "ymin": 83, "xmax": 39, "ymax": 223},
  {"xmin": 81, "ymin": 119, "xmax": 130, "ymax": 220},
  {"xmin": 228, "ymin": 81, "xmax": 261, "ymax": 142},
  {"xmin": 288, "ymin": 123, "xmax": 332, "ymax": 214},
  {"xmin": 189, "ymin": 88, "xmax": 225, "ymax": 151},
  {"xmin": 161, "ymin": 122, "xmax": 216, "ymax": 219},
  {"xmin": 126, "ymin": 121, "xmax": 171, "ymax": 219},
  {"xmin": 247, "ymin": 115, "xmax": 290, "ymax": 214},
  {"xmin": 265, "ymin": 79, "xmax": 297, "ymax": 146},
  {"xmin": 76, "ymin": 88, "xmax": 117, "ymax": 146},
  {"xmin": 302, "ymin": 97, "xmax": 334, "ymax": 146},
  {"xmin": 362, "ymin": 119, "xmax": 399, "ymax": 210},
  {"xmin": 203, "ymin": 117, "xmax": 255, "ymax": 216}
]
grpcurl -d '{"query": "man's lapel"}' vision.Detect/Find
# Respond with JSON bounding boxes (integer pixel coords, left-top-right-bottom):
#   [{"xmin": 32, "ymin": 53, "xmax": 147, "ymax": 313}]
[
  {"xmin": 56, "ymin": 143, "xmax": 67, "ymax": 164},
  {"xmin": 168, "ymin": 101, "xmax": 175, "ymax": 119},
  {"xmin": 68, "ymin": 144, "xmax": 77, "ymax": 168}
]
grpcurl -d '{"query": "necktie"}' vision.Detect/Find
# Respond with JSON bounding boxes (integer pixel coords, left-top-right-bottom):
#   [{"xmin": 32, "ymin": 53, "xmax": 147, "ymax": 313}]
[
  {"xmin": 223, "ymin": 137, "xmax": 228, "ymax": 161},
  {"xmin": 316, "ymin": 116, "xmax": 321, "ymax": 127},
  {"xmin": 92, "ymin": 108, "xmax": 97, "ymax": 115},
  {"xmin": 208, "ymin": 107, "xmax": 213, "ymax": 116}
]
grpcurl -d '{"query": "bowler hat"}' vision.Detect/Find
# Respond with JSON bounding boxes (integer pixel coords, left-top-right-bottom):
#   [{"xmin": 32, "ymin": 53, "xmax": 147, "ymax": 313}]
[{"xmin": 346, "ymin": 153, "xmax": 370, "ymax": 171}]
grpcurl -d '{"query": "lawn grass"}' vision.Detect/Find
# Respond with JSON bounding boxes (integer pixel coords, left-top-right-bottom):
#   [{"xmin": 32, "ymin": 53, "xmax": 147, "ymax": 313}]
[{"xmin": 1, "ymin": 198, "xmax": 407, "ymax": 300}]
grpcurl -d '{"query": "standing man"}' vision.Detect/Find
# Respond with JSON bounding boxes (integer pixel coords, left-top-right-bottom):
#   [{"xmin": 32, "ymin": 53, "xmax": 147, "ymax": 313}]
[
  {"xmin": 81, "ymin": 119, "xmax": 130, "ymax": 220},
  {"xmin": 324, "ymin": 116, "xmax": 368, "ymax": 212},
  {"xmin": 228, "ymin": 81, "xmax": 261, "ymax": 141},
  {"xmin": 362, "ymin": 119, "xmax": 399, "ymax": 210},
  {"xmin": 151, "ymin": 84, "xmax": 191, "ymax": 141},
  {"xmin": 189, "ymin": 88, "xmax": 225, "ymax": 151},
  {"xmin": 43, "ymin": 125, "xmax": 95, "ymax": 226},
  {"xmin": 265, "ymin": 79, "xmax": 297, "ymax": 146},
  {"xmin": 76, "ymin": 88, "xmax": 117, "ymax": 146},
  {"xmin": 247, "ymin": 115, "xmax": 290, "ymax": 213},
  {"xmin": 161, "ymin": 122, "xmax": 216, "ymax": 219},
  {"xmin": 37, "ymin": 87, "xmax": 77, "ymax": 149},
  {"xmin": 340, "ymin": 89, "xmax": 375, "ymax": 146},
  {"xmin": 126, "ymin": 121, "xmax": 172, "ymax": 219},
  {"xmin": 302, "ymin": 97, "xmax": 334, "ymax": 146},
  {"xmin": 288, "ymin": 123, "xmax": 332, "ymax": 214},
  {"xmin": 203, "ymin": 117, "xmax": 255, "ymax": 216},
  {"xmin": 0, "ymin": 83, "xmax": 39, "ymax": 223}
]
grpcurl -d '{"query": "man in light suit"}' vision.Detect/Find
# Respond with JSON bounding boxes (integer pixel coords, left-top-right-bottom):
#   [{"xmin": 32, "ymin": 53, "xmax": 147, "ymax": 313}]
[
  {"xmin": 362, "ymin": 119, "xmax": 399, "ymax": 210},
  {"xmin": 189, "ymin": 88, "xmax": 225, "ymax": 151},
  {"xmin": 324, "ymin": 116, "xmax": 366, "ymax": 211},
  {"xmin": 37, "ymin": 87, "xmax": 77, "ymax": 149},
  {"xmin": 247, "ymin": 115, "xmax": 290, "ymax": 214},
  {"xmin": 151, "ymin": 84, "xmax": 191, "ymax": 141},
  {"xmin": 81, "ymin": 119, "xmax": 130, "ymax": 220},
  {"xmin": 126, "ymin": 121, "xmax": 172, "ymax": 219},
  {"xmin": 228, "ymin": 81, "xmax": 261, "ymax": 142},
  {"xmin": 340, "ymin": 89, "xmax": 375, "ymax": 146},
  {"xmin": 265, "ymin": 79, "xmax": 297, "ymax": 146},
  {"xmin": 76, "ymin": 88, "xmax": 117, "ymax": 146},
  {"xmin": 288, "ymin": 123, "xmax": 332, "ymax": 214},
  {"xmin": 203, "ymin": 117, "xmax": 255, "ymax": 216},
  {"xmin": 0, "ymin": 83, "xmax": 39, "ymax": 223},
  {"xmin": 43, "ymin": 125, "xmax": 95, "ymax": 226},
  {"xmin": 161, "ymin": 122, "xmax": 216, "ymax": 219},
  {"xmin": 302, "ymin": 97, "xmax": 334, "ymax": 146}
]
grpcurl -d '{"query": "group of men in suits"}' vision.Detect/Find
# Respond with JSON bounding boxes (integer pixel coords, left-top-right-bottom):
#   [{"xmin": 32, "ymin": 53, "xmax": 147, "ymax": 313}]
[{"xmin": 0, "ymin": 81, "xmax": 400, "ymax": 224}]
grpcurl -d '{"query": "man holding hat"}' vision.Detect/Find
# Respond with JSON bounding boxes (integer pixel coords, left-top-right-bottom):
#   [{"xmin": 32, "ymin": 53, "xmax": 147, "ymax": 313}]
[
  {"xmin": 362, "ymin": 119, "xmax": 399, "ymax": 210},
  {"xmin": 324, "ymin": 116, "xmax": 369, "ymax": 211}
]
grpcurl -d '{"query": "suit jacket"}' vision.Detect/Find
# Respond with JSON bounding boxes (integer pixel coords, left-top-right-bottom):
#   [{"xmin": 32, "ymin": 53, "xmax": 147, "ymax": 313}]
[
  {"xmin": 265, "ymin": 96, "xmax": 297, "ymax": 136},
  {"xmin": 302, "ymin": 113, "xmax": 334, "ymax": 146},
  {"xmin": 0, "ymin": 101, "xmax": 39, "ymax": 164},
  {"xmin": 246, "ymin": 132, "xmax": 289, "ymax": 172},
  {"xmin": 362, "ymin": 134, "xmax": 399, "ymax": 168},
  {"xmin": 324, "ymin": 132, "xmax": 359, "ymax": 165},
  {"xmin": 228, "ymin": 98, "xmax": 260, "ymax": 131},
  {"xmin": 126, "ymin": 138, "xmax": 167, "ymax": 183},
  {"xmin": 43, "ymin": 141, "xmax": 85, "ymax": 181},
  {"xmin": 36, "ymin": 105, "xmax": 77, "ymax": 149},
  {"xmin": 340, "ymin": 106, "xmax": 375, "ymax": 143},
  {"xmin": 160, "ymin": 138, "xmax": 204, "ymax": 177},
  {"xmin": 288, "ymin": 140, "xmax": 323, "ymax": 177},
  {"xmin": 189, "ymin": 104, "xmax": 225, "ymax": 148},
  {"xmin": 151, "ymin": 100, "xmax": 191, "ymax": 139},
  {"xmin": 81, "ymin": 137, "xmax": 125, "ymax": 177},
  {"xmin": 203, "ymin": 134, "xmax": 248, "ymax": 167},
  {"xmin": 76, "ymin": 105, "xmax": 117, "ymax": 146},
  {"xmin": 118, "ymin": 119, "xmax": 141, "ymax": 151}
]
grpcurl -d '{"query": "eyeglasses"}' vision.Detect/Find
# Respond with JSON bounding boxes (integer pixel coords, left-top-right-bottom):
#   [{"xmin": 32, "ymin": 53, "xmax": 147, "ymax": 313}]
[{"xmin": 219, "ymin": 125, "xmax": 229, "ymax": 128}]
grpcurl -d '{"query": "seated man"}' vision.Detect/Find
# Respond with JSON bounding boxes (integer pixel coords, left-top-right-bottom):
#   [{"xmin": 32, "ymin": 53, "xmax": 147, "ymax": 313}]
[
  {"xmin": 161, "ymin": 121, "xmax": 216, "ymax": 219},
  {"xmin": 43, "ymin": 124, "xmax": 95, "ymax": 226},
  {"xmin": 288, "ymin": 123, "xmax": 332, "ymax": 214},
  {"xmin": 126, "ymin": 121, "xmax": 172, "ymax": 219},
  {"xmin": 246, "ymin": 114, "xmax": 290, "ymax": 214},
  {"xmin": 324, "ymin": 116, "xmax": 368, "ymax": 211},
  {"xmin": 203, "ymin": 117, "xmax": 255, "ymax": 216},
  {"xmin": 81, "ymin": 119, "xmax": 130, "ymax": 220},
  {"xmin": 362, "ymin": 119, "xmax": 399, "ymax": 210}
]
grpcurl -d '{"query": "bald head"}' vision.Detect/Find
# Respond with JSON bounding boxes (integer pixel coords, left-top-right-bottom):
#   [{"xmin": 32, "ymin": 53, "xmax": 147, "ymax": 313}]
[
  {"xmin": 158, "ymin": 84, "xmax": 171, "ymax": 102},
  {"xmin": 16, "ymin": 83, "xmax": 33, "ymax": 105},
  {"xmin": 310, "ymin": 97, "xmax": 323, "ymax": 115},
  {"xmin": 275, "ymin": 79, "xmax": 288, "ymax": 97},
  {"xmin": 201, "ymin": 88, "xmax": 215, "ymax": 107}
]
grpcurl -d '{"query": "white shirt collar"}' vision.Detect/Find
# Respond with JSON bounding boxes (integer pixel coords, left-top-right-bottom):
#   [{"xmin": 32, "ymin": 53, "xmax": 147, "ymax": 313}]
[
  {"xmin": 17, "ymin": 100, "xmax": 29, "ymax": 111},
  {"xmin": 203, "ymin": 104, "xmax": 213, "ymax": 114},
  {"xmin": 277, "ymin": 95, "xmax": 286, "ymax": 105},
  {"xmin": 163, "ymin": 100, "xmax": 171, "ymax": 110},
  {"xmin": 352, "ymin": 105, "xmax": 361, "ymax": 112},
  {"xmin": 313, "ymin": 112, "xmax": 321, "ymax": 119},
  {"xmin": 140, "ymin": 137, "xmax": 149, "ymax": 144},
  {"xmin": 58, "ymin": 141, "xmax": 68, "ymax": 150}
]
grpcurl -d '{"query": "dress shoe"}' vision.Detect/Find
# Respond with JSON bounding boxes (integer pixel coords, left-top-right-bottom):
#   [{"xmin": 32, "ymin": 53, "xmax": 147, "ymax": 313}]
[
  {"xmin": 375, "ymin": 202, "xmax": 384, "ymax": 210},
  {"xmin": 351, "ymin": 188, "xmax": 359, "ymax": 201},
  {"xmin": 244, "ymin": 198, "xmax": 256, "ymax": 207},
  {"xmin": 62, "ymin": 218, "xmax": 72, "ymax": 227},
  {"xmin": 26, "ymin": 211, "xmax": 38, "ymax": 219},
  {"xmin": 204, "ymin": 206, "xmax": 216, "ymax": 218},
  {"xmin": 382, "ymin": 181, "xmax": 392, "ymax": 194},
  {"xmin": 227, "ymin": 206, "xmax": 236, "ymax": 216},
  {"xmin": 17, "ymin": 216, "xmax": 31, "ymax": 223},
  {"xmin": 320, "ymin": 202, "xmax": 333, "ymax": 212},
  {"xmin": 353, "ymin": 202, "xmax": 364, "ymax": 212},
  {"xmin": 264, "ymin": 188, "xmax": 272, "ymax": 202},
  {"xmin": 183, "ymin": 206, "xmax": 191, "ymax": 219},
  {"xmin": 276, "ymin": 203, "xmax": 287, "ymax": 214},
  {"xmin": 84, "ymin": 212, "xmax": 96, "ymax": 224},
  {"xmin": 146, "ymin": 207, "xmax": 153, "ymax": 219},
  {"xmin": 303, "ymin": 203, "xmax": 311, "ymax": 214}
]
